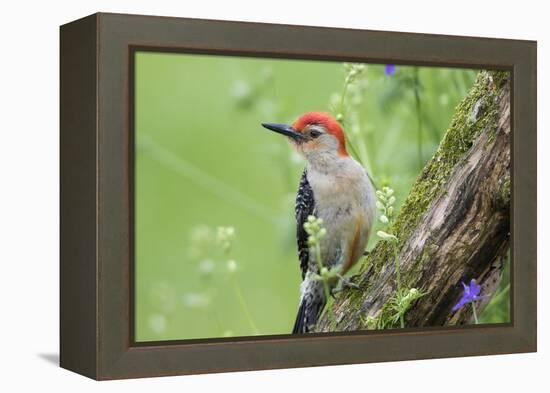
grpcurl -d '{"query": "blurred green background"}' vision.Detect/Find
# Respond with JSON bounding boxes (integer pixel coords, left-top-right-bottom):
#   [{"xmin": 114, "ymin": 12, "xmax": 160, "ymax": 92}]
[{"xmin": 134, "ymin": 52, "xmax": 509, "ymax": 341}]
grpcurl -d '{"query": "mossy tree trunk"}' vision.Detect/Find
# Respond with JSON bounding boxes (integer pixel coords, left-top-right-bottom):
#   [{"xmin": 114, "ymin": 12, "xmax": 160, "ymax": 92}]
[{"xmin": 317, "ymin": 71, "xmax": 511, "ymax": 331}]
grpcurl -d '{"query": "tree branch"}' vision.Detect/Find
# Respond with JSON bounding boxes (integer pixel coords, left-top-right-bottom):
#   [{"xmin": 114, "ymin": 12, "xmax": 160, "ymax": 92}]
[{"xmin": 317, "ymin": 71, "xmax": 511, "ymax": 331}]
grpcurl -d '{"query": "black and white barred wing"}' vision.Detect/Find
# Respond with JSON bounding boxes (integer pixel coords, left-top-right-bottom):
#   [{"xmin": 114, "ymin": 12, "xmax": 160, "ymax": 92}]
[{"xmin": 295, "ymin": 169, "xmax": 315, "ymax": 279}]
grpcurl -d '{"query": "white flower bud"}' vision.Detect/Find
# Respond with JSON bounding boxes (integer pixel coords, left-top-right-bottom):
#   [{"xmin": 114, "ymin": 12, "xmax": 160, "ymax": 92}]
[
  {"xmin": 227, "ymin": 260, "xmax": 237, "ymax": 273},
  {"xmin": 198, "ymin": 259, "xmax": 215, "ymax": 275},
  {"xmin": 377, "ymin": 230, "xmax": 398, "ymax": 242}
]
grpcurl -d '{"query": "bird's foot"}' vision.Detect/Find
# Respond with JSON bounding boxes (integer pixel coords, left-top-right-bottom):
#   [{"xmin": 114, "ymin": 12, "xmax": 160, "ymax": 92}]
[
  {"xmin": 330, "ymin": 274, "xmax": 361, "ymax": 298},
  {"xmin": 338, "ymin": 274, "xmax": 361, "ymax": 290}
]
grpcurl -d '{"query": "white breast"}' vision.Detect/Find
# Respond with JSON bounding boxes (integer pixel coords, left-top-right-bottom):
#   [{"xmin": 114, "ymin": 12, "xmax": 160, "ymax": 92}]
[{"xmin": 307, "ymin": 157, "xmax": 376, "ymax": 270}]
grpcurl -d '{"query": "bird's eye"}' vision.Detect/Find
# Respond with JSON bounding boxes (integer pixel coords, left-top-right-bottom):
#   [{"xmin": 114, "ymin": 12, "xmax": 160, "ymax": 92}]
[{"xmin": 309, "ymin": 129, "xmax": 322, "ymax": 138}]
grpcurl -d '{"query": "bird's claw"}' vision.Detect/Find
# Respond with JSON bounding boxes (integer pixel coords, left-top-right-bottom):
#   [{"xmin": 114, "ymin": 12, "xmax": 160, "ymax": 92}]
[
  {"xmin": 331, "ymin": 274, "xmax": 361, "ymax": 298},
  {"xmin": 341, "ymin": 280, "xmax": 361, "ymax": 290}
]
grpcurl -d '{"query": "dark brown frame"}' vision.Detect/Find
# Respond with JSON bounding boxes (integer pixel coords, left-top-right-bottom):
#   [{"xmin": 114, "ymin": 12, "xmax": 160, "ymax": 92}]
[{"xmin": 60, "ymin": 12, "xmax": 537, "ymax": 380}]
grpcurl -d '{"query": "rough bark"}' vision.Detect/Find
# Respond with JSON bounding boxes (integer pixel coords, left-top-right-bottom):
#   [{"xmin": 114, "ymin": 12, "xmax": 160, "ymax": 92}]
[{"xmin": 317, "ymin": 71, "xmax": 511, "ymax": 331}]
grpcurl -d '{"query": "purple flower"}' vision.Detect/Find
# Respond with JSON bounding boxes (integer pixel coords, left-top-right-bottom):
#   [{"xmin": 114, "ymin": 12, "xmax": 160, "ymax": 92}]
[
  {"xmin": 452, "ymin": 279, "xmax": 487, "ymax": 311},
  {"xmin": 385, "ymin": 64, "xmax": 396, "ymax": 76}
]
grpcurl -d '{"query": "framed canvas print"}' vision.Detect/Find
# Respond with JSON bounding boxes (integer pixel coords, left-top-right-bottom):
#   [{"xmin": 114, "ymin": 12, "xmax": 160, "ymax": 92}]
[{"xmin": 60, "ymin": 12, "xmax": 537, "ymax": 380}]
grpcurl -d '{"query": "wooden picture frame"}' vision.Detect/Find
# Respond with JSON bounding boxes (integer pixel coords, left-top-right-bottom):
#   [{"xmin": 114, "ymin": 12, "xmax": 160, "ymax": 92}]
[{"xmin": 60, "ymin": 12, "xmax": 537, "ymax": 380}]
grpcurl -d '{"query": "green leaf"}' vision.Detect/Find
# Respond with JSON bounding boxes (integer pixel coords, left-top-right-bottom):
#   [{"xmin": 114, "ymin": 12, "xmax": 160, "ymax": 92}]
[{"xmin": 376, "ymin": 230, "xmax": 398, "ymax": 242}]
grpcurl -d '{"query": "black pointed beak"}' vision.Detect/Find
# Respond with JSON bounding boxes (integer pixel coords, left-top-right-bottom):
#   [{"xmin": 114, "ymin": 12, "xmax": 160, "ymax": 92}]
[{"xmin": 261, "ymin": 123, "xmax": 305, "ymax": 142}]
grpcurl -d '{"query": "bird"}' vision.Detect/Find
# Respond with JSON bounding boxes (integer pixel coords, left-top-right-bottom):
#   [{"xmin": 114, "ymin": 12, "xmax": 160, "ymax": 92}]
[{"xmin": 262, "ymin": 112, "xmax": 376, "ymax": 334}]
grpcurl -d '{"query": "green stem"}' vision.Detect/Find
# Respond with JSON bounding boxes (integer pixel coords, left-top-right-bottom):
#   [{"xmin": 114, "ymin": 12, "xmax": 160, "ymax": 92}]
[
  {"xmin": 386, "ymin": 211, "xmax": 404, "ymax": 329},
  {"xmin": 413, "ymin": 67, "xmax": 423, "ymax": 170},
  {"xmin": 231, "ymin": 275, "xmax": 259, "ymax": 334},
  {"xmin": 471, "ymin": 301, "xmax": 479, "ymax": 324},
  {"xmin": 490, "ymin": 283, "xmax": 510, "ymax": 305},
  {"xmin": 338, "ymin": 77, "xmax": 364, "ymax": 167},
  {"xmin": 394, "ymin": 243, "xmax": 404, "ymax": 328},
  {"xmin": 314, "ymin": 242, "xmax": 335, "ymax": 327},
  {"xmin": 339, "ymin": 78, "xmax": 350, "ymax": 113},
  {"xmin": 345, "ymin": 135, "xmax": 363, "ymax": 166},
  {"xmin": 357, "ymin": 132, "xmax": 372, "ymax": 174},
  {"xmin": 204, "ymin": 286, "xmax": 224, "ymax": 336},
  {"xmin": 394, "ymin": 243, "xmax": 401, "ymax": 293}
]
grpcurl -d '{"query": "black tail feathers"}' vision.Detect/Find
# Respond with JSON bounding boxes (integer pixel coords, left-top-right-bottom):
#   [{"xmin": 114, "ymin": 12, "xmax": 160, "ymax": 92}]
[
  {"xmin": 291, "ymin": 295, "xmax": 326, "ymax": 334},
  {"xmin": 292, "ymin": 299, "xmax": 307, "ymax": 334}
]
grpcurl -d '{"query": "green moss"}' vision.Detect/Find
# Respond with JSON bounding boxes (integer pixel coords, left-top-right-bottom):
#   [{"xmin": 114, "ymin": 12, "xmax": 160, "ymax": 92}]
[
  {"xmin": 345, "ymin": 70, "xmax": 509, "ymax": 329},
  {"xmin": 375, "ymin": 300, "xmax": 397, "ymax": 329},
  {"xmin": 499, "ymin": 174, "xmax": 511, "ymax": 204},
  {"xmin": 402, "ymin": 246, "xmax": 433, "ymax": 289},
  {"xmin": 502, "ymin": 176, "xmax": 511, "ymax": 199},
  {"xmin": 392, "ymin": 70, "xmax": 507, "ymax": 245}
]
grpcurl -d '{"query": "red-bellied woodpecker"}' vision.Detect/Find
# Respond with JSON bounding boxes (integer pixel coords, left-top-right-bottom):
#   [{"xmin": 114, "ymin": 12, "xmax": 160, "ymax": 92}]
[{"xmin": 262, "ymin": 112, "xmax": 376, "ymax": 334}]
